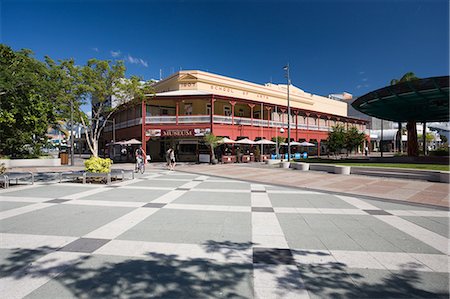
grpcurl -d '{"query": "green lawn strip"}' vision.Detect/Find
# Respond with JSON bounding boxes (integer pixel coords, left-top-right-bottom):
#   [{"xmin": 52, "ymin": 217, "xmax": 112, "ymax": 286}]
[{"xmin": 298, "ymin": 160, "xmax": 449, "ymax": 171}]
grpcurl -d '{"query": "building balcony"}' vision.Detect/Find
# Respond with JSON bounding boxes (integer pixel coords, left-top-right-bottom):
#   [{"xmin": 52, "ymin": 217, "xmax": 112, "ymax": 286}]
[{"xmin": 105, "ymin": 115, "xmax": 352, "ymax": 132}]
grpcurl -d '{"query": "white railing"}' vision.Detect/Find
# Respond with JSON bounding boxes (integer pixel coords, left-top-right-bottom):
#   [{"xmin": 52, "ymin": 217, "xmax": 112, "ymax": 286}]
[{"xmin": 105, "ymin": 115, "xmax": 366, "ymax": 134}]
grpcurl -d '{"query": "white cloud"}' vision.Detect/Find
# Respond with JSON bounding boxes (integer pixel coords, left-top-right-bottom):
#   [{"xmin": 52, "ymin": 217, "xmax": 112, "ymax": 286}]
[
  {"xmin": 362, "ymin": 78, "xmax": 368, "ymax": 82},
  {"xmin": 110, "ymin": 50, "xmax": 121, "ymax": 58},
  {"xmin": 125, "ymin": 54, "xmax": 148, "ymax": 67},
  {"xmin": 92, "ymin": 47, "xmax": 99, "ymax": 52},
  {"xmin": 359, "ymin": 71, "xmax": 365, "ymax": 75}
]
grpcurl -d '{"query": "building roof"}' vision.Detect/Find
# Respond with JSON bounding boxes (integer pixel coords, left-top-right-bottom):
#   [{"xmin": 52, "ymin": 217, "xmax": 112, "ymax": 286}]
[
  {"xmin": 151, "ymin": 90, "xmax": 212, "ymax": 97},
  {"xmin": 352, "ymin": 76, "xmax": 449, "ymax": 122}
]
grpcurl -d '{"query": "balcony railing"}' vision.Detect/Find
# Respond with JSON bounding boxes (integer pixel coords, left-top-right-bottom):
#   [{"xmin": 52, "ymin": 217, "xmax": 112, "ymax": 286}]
[{"xmin": 106, "ymin": 115, "xmax": 365, "ymax": 133}]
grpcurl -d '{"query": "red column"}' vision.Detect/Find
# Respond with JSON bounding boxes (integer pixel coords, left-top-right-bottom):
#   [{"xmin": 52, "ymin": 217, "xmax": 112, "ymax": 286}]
[
  {"xmin": 265, "ymin": 106, "xmax": 272, "ymax": 127},
  {"xmin": 211, "ymin": 96, "xmax": 215, "ymax": 133},
  {"xmin": 175, "ymin": 101, "xmax": 179, "ymax": 125},
  {"xmin": 317, "ymin": 114, "xmax": 321, "ymax": 130},
  {"xmin": 294, "ymin": 110, "xmax": 299, "ymax": 140},
  {"xmin": 230, "ymin": 101, "xmax": 236, "ymax": 125},
  {"xmin": 141, "ymin": 99, "xmax": 146, "ymax": 148},
  {"xmin": 306, "ymin": 113, "xmax": 310, "ymax": 130},
  {"xmin": 248, "ymin": 104, "xmax": 255, "ymax": 126}
]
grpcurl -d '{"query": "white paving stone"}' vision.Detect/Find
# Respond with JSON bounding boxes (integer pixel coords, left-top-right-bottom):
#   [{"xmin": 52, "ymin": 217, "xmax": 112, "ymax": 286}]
[
  {"xmin": 0, "ymin": 202, "xmax": 56, "ymax": 220},
  {"xmin": 0, "ymin": 196, "xmax": 48, "ymax": 203},
  {"xmin": 369, "ymin": 251, "xmax": 433, "ymax": 272},
  {"xmin": 330, "ymin": 250, "xmax": 387, "ymax": 270},
  {"xmin": 375, "ymin": 215, "xmax": 449, "ymax": 255},
  {"xmin": 0, "ymin": 233, "xmax": 77, "ymax": 249},
  {"xmin": 409, "ymin": 253, "xmax": 450, "ymax": 273},
  {"xmin": 84, "ymin": 208, "xmax": 159, "ymax": 239},
  {"xmin": 251, "ymin": 192, "xmax": 272, "ymax": 207},
  {"xmin": 336, "ymin": 195, "xmax": 380, "ymax": 210},
  {"xmin": 63, "ymin": 199, "xmax": 145, "ymax": 208}
]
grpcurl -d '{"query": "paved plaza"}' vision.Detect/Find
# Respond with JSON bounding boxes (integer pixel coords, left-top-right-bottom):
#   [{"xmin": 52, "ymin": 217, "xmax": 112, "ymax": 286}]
[{"xmin": 0, "ymin": 167, "xmax": 449, "ymax": 298}]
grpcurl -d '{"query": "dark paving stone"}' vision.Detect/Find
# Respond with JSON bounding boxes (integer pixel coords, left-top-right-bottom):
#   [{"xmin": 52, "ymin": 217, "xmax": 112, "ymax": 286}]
[
  {"xmin": 252, "ymin": 207, "xmax": 274, "ymax": 213},
  {"xmin": 253, "ymin": 247, "xmax": 295, "ymax": 265},
  {"xmin": 251, "ymin": 190, "xmax": 266, "ymax": 193},
  {"xmin": 59, "ymin": 238, "xmax": 111, "ymax": 253},
  {"xmin": 176, "ymin": 187, "xmax": 191, "ymax": 191},
  {"xmin": 143, "ymin": 203, "xmax": 166, "ymax": 208},
  {"xmin": 106, "ymin": 185, "xmax": 120, "ymax": 188},
  {"xmin": 45, "ymin": 199, "xmax": 71, "ymax": 204},
  {"xmin": 193, "ymin": 179, "xmax": 205, "ymax": 182},
  {"xmin": 363, "ymin": 209, "xmax": 392, "ymax": 216}
]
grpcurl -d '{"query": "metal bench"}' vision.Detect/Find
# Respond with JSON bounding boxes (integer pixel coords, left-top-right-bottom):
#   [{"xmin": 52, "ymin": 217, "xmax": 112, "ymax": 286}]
[
  {"xmin": 59, "ymin": 169, "xmax": 134, "ymax": 185},
  {"xmin": 0, "ymin": 172, "xmax": 34, "ymax": 189}
]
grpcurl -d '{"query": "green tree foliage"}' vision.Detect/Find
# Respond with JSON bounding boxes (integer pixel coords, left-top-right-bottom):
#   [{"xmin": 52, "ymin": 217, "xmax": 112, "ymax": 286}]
[
  {"xmin": 75, "ymin": 59, "xmax": 153, "ymax": 157},
  {"xmin": 345, "ymin": 126, "xmax": 366, "ymax": 154},
  {"xmin": 326, "ymin": 125, "xmax": 346, "ymax": 155},
  {"xmin": 204, "ymin": 133, "xmax": 222, "ymax": 161},
  {"xmin": 390, "ymin": 72, "xmax": 420, "ymax": 156},
  {"xmin": 0, "ymin": 45, "xmax": 57, "ymax": 158}
]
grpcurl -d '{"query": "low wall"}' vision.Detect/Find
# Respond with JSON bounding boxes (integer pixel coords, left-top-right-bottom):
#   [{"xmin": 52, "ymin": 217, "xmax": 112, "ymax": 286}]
[{"xmin": 0, "ymin": 159, "xmax": 61, "ymax": 168}]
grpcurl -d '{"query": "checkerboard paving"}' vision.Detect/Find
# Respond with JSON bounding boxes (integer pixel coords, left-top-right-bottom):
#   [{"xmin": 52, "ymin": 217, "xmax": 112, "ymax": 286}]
[{"xmin": 0, "ymin": 170, "xmax": 448, "ymax": 298}]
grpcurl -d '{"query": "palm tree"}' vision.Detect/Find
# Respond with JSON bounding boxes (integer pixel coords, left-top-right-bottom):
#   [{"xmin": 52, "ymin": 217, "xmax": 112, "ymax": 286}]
[
  {"xmin": 390, "ymin": 72, "xmax": 419, "ymax": 156},
  {"xmin": 203, "ymin": 133, "xmax": 222, "ymax": 164}
]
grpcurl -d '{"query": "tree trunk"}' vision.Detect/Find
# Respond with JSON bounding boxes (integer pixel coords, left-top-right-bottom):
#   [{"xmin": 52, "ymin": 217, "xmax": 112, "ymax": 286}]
[{"xmin": 406, "ymin": 121, "xmax": 418, "ymax": 156}]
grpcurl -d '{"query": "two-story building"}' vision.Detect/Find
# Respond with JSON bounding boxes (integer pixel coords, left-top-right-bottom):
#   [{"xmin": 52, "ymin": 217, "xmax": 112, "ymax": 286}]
[{"xmin": 103, "ymin": 70, "xmax": 368, "ymax": 162}]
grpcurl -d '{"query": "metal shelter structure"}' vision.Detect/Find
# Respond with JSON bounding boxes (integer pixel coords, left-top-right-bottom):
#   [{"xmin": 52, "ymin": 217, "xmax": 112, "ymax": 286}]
[
  {"xmin": 352, "ymin": 76, "xmax": 449, "ymax": 122},
  {"xmin": 352, "ymin": 76, "xmax": 449, "ymax": 156}
]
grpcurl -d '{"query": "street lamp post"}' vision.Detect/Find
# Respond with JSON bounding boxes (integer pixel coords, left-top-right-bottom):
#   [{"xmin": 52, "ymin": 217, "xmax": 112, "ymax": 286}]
[
  {"xmin": 283, "ymin": 64, "xmax": 291, "ymax": 161},
  {"xmin": 70, "ymin": 99, "xmax": 74, "ymax": 166}
]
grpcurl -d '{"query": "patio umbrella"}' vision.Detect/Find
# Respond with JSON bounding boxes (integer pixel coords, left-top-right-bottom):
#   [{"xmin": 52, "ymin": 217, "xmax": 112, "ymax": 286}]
[
  {"xmin": 298, "ymin": 141, "xmax": 316, "ymax": 147},
  {"xmin": 255, "ymin": 139, "xmax": 275, "ymax": 145},
  {"xmin": 235, "ymin": 138, "xmax": 256, "ymax": 144},
  {"xmin": 125, "ymin": 138, "xmax": 142, "ymax": 145},
  {"xmin": 217, "ymin": 137, "xmax": 236, "ymax": 144},
  {"xmin": 280, "ymin": 141, "xmax": 302, "ymax": 146}
]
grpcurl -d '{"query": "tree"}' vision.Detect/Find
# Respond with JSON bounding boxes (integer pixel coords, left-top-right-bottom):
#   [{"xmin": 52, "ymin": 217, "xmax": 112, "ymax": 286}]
[
  {"xmin": 204, "ymin": 133, "xmax": 222, "ymax": 162},
  {"xmin": 0, "ymin": 45, "xmax": 58, "ymax": 158},
  {"xmin": 271, "ymin": 136, "xmax": 285, "ymax": 156},
  {"xmin": 77, "ymin": 59, "xmax": 153, "ymax": 157},
  {"xmin": 440, "ymin": 134, "xmax": 448, "ymax": 144},
  {"xmin": 326, "ymin": 125, "xmax": 346, "ymax": 156},
  {"xmin": 390, "ymin": 72, "xmax": 420, "ymax": 156},
  {"xmin": 345, "ymin": 126, "xmax": 366, "ymax": 155}
]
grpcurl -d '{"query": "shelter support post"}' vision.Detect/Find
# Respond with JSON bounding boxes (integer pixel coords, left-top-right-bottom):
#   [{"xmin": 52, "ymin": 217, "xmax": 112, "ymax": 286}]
[{"xmin": 423, "ymin": 122, "xmax": 426, "ymax": 156}]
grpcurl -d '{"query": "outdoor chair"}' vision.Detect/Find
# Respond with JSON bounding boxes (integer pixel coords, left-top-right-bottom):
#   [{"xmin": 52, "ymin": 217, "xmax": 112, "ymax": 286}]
[{"xmin": 0, "ymin": 171, "xmax": 34, "ymax": 189}]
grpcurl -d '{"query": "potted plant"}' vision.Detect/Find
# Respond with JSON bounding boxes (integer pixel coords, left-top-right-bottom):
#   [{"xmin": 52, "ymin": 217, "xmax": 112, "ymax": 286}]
[{"xmin": 204, "ymin": 133, "xmax": 222, "ymax": 164}]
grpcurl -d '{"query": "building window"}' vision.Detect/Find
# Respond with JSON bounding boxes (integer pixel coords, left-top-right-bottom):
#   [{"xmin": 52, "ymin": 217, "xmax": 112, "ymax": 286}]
[
  {"xmin": 206, "ymin": 103, "xmax": 211, "ymax": 115},
  {"xmin": 161, "ymin": 109, "xmax": 169, "ymax": 116},
  {"xmin": 184, "ymin": 103, "xmax": 193, "ymax": 115},
  {"xmin": 224, "ymin": 106, "xmax": 231, "ymax": 116},
  {"xmin": 238, "ymin": 108, "xmax": 244, "ymax": 117}
]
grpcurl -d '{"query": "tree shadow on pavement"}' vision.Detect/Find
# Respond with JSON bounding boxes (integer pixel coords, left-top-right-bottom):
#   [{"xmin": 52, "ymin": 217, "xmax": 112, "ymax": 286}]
[{"xmin": 0, "ymin": 244, "xmax": 448, "ymax": 298}]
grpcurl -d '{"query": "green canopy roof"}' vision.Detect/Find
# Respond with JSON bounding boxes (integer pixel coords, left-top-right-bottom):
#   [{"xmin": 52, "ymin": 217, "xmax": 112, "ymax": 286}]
[{"xmin": 352, "ymin": 76, "xmax": 449, "ymax": 122}]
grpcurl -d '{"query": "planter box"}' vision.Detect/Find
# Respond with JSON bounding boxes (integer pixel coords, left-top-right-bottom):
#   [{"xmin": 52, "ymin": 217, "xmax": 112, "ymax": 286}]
[
  {"xmin": 292, "ymin": 162, "xmax": 310, "ymax": 171},
  {"xmin": 266, "ymin": 159, "xmax": 280, "ymax": 165},
  {"xmin": 280, "ymin": 161, "xmax": 291, "ymax": 169},
  {"xmin": 0, "ymin": 158, "xmax": 61, "ymax": 168},
  {"xmin": 334, "ymin": 165, "xmax": 351, "ymax": 175}
]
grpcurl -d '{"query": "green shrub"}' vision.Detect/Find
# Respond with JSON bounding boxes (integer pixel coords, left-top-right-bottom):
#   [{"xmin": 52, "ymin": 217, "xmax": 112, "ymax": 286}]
[
  {"xmin": 84, "ymin": 157, "xmax": 112, "ymax": 173},
  {"xmin": 429, "ymin": 148, "xmax": 449, "ymax": 156}
]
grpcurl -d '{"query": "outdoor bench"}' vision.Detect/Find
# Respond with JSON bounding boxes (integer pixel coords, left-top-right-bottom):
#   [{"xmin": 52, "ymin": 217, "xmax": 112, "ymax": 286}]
[
  {"xmin": 0, "ymin": 172, "xmax": 34, "ymax": 188},
  {"xmin": 59, "ymin": 169, "xmax": 134, "ymax": 185}
]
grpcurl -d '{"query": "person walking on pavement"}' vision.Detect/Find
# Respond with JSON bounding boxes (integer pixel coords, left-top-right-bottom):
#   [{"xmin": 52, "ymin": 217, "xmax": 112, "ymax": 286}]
[{"xmin": 168, "ymin": 147, "xmax": 176, "ymax": 171}]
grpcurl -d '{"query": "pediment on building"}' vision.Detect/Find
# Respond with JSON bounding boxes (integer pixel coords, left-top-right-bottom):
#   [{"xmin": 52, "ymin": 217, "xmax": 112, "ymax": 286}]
[{"xmin": 178, "ymin": 73, "xmax": 198, "ymax": 82}]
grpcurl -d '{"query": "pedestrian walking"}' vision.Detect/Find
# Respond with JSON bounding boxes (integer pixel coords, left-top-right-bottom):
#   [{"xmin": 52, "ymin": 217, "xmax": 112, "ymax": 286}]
[{"xmin": 169, "ymin": 148, "xmax": 176, "ymax": 170}]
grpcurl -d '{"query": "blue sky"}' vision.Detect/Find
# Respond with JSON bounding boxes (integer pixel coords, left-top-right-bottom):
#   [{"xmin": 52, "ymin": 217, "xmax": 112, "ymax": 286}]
[{"xmin": 1, "ymin": 0, "xmax": 449, "ymax": 97}]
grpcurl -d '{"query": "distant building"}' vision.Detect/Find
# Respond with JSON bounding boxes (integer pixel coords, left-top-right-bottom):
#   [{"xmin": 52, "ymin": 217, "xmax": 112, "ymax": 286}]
[{"xmin": 102, "ymin": 70, "xmax": 368, "ymax": 162}]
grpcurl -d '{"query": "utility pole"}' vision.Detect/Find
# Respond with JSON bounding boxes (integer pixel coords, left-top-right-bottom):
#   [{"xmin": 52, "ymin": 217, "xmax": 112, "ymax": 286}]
[
  {"xmin": 283, "ymin": 64, "xmax": 291, "ymax": 161},
  {"xmin": 70, "ymin": 99, "xmax": 74, "ymax": 166}
]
